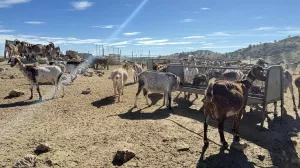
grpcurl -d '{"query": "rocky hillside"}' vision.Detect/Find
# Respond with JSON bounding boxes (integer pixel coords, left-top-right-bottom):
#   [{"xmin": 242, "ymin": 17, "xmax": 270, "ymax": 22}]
[{"xmin": 165, "ymin": 36, "xmax": 300, "ymax": 63}]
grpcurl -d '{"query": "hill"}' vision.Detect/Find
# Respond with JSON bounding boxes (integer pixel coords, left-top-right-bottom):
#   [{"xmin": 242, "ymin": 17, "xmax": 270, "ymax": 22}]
[{"xmin": 165, "ymin": 36, "xmax": 300, "ymax": 63}]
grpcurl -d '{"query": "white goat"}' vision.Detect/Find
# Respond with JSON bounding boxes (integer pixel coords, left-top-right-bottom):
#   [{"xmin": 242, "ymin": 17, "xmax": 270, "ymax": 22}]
[
  {"xmin": 274, "ymin": 70, "xmax": 296, "ymax": 116},
  {"xmin": 132, "ymin": 62, "xmax": 144, "ymax": 83},
  {"xmin": 109, "ymin": 63, "xmax": 130, "ymax": 102},
  {"xmin": 183, "ymin": 61, "xmax": 199, "ymax": 99},
  {"xmin": 50, "ymin": 60, "xmax": 88, "ymax": 82},
  {"xmin": 134, "ymin": 71, "xmax": 180, "ymax": 110},
  {"xmin": 8, "ymin": 56, "xmax": 64, "ymax": 100}
]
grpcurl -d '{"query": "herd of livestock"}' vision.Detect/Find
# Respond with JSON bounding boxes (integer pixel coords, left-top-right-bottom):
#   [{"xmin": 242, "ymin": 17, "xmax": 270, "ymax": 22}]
[{"xmin": 4, "ymin": 39, "xmax": 300, "ymax": 149}]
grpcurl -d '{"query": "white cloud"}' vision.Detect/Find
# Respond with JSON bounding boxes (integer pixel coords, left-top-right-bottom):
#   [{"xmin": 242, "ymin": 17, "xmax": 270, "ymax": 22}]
[
  {"xmin": 24, "ymin": 21, "xmax": 45, "ymax": 24},
  {"xmin": 201, "ymin": 7, "xmax": 210, "ymax": 10},
  {"xmin": 0, "ymin": 0, "xmax": 30, "ymax": 8},
  {"xmin": 134, "ymin": 39, "xmax": 192, "ymax": 46},
  {"xmin": 252, "ymin": 16, "xmax": 263, "ymax": 20},
  {"xmin": 71, "ymin": 1, "xmax": 93, "ymax": 10},
  {"xmin": 200, "ymin": 41, "xmax": 206, "ymax": 44},
  {"xmin": 183, "ymin": 35, "xmax": 205, "ymax": 39},
  {"xmin": 134, "ymin": 37, "xmax": 152, "ymax": 41},
  {"xmin": 184, "ymin": 47, "xmax": 196, "ymax": 50},
  {"xmin": 116, "ymin": 46, "xmax": 126, "ymax": 48},
  {"xmin": 277, "ymin": 30, "xmax": 300, "ymax": 34},
  {"xmin": 253, "ymin": 27, "xmax": 275, "ymax": 31},
  {"xmin": 203, "ymin": 43, "xmax": 214, "ymax": 46},
  {"xmin": 92, "ymin": 25, "xmax": 118, "ymax": 29},
  {"xmin": 0, "ymin": 29, "xmax": 15, "ymax": 33},
  {"xmin": 123, "ymin": 32, "xmax": 140, "ymax": 36},
  {"xmin": 202, "ymin": 45, "xmax": 244, "ymax": 49},
  {"xmin": 207, "ymin": 32, "xmax": 231, "ymax": 36},
  {"xmin": 0, "ymin": 33, "xmax": 102, "ymax": 45},
  {"xmin": 180, "ymin": 18, "xmax": 194, "ymax": 23},
  {"xmin": 108, "ymin": 41, "xmax": 131, "ymax": 46}
]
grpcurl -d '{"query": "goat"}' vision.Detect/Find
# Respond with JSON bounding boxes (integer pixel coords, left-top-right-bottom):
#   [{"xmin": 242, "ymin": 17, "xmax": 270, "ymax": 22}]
[
  {"xmin": 92, "ymin": 57, "xmax": 109, "ymax": 70},
  {"xmin": 273, "ymin": 70, "xmax": 297, "ymax": 116},
  {"xmin": 183, "ymin": 61, "xmax": 199, "ymax": 99},
  {"xmin": 109, "ymin": 63, "xmax": 130, "ymax": 102},
  {"xmin": 132, "ymin": 62, "xmax": 144, "ymax": 83},
  {"xmin": 294, "ymin": 76, "xmax": 300, "ymax": 109},
  {"xmin": 134, "ymin": 71, "xmax": 180, "ymax": 110},
  {"xmin": 63, "ymin": 60, "xmax": 88, "ymax": 82},
  {"xmin": 219, "ymin": 70, "xmax": 244, "ymax": 81},
  {"xmin": 202, "ymin": 65, "xmax": 266, "ymax": 147},
  {"xmin": 8, "ymin": 56, "xmax": 64, "ymax": 100}
]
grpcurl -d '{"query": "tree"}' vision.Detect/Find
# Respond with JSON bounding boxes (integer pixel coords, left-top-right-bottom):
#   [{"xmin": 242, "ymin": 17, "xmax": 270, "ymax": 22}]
[{"xmin": 274, "ymin": 40, "xmax": 277, "ymax": 43}]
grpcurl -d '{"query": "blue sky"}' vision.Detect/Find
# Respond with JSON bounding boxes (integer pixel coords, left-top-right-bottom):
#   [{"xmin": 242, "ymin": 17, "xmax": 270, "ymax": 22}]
[{"xmin": 0, "ymin": 0, "xmax": 299, "ymax": 56}]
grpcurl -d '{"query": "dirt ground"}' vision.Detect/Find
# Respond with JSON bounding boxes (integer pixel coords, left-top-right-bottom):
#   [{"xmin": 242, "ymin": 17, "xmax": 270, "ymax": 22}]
[{"xmin": 0, "ymin": 62, "xmax": 299, "ymax": 168}]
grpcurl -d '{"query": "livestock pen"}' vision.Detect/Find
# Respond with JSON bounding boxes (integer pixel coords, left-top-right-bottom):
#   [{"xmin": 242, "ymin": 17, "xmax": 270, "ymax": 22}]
[{"xmin": 166, "ymin": 64, "xmax": 284, "ymax": 128}]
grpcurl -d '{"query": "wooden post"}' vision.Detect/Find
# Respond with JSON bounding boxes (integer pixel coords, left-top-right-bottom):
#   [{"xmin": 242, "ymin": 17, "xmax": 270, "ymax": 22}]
[{"xmin": 102, "ymin": 45, "xmax": 104, "ymax": 57}]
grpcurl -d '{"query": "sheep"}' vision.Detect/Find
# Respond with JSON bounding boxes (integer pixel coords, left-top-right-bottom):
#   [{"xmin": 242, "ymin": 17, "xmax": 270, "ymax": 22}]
[
  {"xmin": 109, "ymin": 63, "xmax": 130, "ymax": 102},
  {"xmin": 134, "ymin": 71, "xmax": 180, "ymax": 110},
  {"xmin": 132, "ymin": 62, "xmax": 144, "ymax": 83},
  {"xmin": 8, "ymin": 56, "xmax": 64, "ymax": 100},
  {"xmin": 202, "ymin": 65, "xmax": 266, "ymax": 147}
]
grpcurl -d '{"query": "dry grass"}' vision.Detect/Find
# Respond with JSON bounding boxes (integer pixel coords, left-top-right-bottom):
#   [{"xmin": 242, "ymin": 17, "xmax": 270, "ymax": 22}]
[{"xmin": 0, "ymin": 62, "xmax": 299, "ymax": 168}]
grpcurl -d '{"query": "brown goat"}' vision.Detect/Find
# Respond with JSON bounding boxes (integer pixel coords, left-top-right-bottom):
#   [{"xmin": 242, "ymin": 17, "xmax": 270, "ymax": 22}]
[{"xmin": 202, "ymin": 65, "xmax": 266, "ymax": 147}]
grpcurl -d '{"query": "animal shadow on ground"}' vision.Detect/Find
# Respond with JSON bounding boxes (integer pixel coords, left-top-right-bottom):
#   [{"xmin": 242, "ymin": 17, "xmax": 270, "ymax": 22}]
[
  {"xmin": 125, "ymin": 82, "xmax": 136, "ymax": 87},
  {"xmin": 119, "ymin": 95, "xmax": 300, "ymax": 168},
  {"xmin": 0, "ymin": 100, "xmax": 42, "ymax": 108},
  {"xmin": 118, "ymin": 106, "xmax": 172, "ymax": 120},
  {"xmin": 197, "ymin": 143, "xmax": 255, "ymax": 168},
  {"xmin": 91, "ymin": 96, "xmax": 115, "ymax": 108},
  {"xmin": 148, "ymin": 93, "xmax": 164, "ymax": 106}
]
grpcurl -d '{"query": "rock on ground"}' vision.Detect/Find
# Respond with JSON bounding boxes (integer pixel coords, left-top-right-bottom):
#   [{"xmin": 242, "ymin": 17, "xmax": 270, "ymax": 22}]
[
  {"xmin": 112, "ymin": 149, "xmax": 135, "ymax": 166},
  {"xmin": 83, "ymin": 71, "xmax": 94, "ymax": 77},
  {"xmin": 12, "ymin": 154, "xmax": 36, "ymax": 168},
  {"xmin": 34, "ymin": 143, "xmax": 51, "ymax": 155},
  {"xmin": 8, "ymin": 90, "xmax": 25, "ymax": 98},
  {"xmin": 82, "ymin": 88, "xmax": 91, "ymax": 94}
]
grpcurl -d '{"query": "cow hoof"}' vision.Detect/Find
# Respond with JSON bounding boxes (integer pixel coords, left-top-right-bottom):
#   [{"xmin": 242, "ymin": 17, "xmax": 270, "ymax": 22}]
[
  {"xmin": 222, "ymin": 141, "xmax": 228, "ymax": 148},
  {"xmin": 28, "ymin": 97, "xmax": 33, "ymax": 100},
  {"xmin": 234, "ymin": 136, "xmax": 240, "ymax": 142},
  {"xmin": 204, "ymin": 140, "xmax": 209, "ymax": 147}
]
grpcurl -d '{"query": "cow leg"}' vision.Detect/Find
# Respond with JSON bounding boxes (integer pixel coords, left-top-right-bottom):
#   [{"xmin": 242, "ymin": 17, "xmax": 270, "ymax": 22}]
[
  {"xmin": 36, "ymin": 83, "xmax": 42, "ymax": 100},
  {"xmin": 134, "ymin": 80, "xmax": 144, "ymax": 108},
  {"xmin": 168, "ymin": 91, "xmax": 172, "ymax": 110},
  {"xmin": 113, "ymin": 81, "xmax": 117, "ymax": 97},
  {"xmin": 289, "ymin": 85, "xmax": 297, "ymax": 111},
  {"xmin": 29, "ymin": 82, "xmax": 34, "ymax": 100},
  {"xmin": 218, "ymin": 115, "xmax": 228, "ymax": 147},
  {"xmin": 203, "ymin": 112, "xmax": 209, "ymax": 146},
  {"xmin": 274, "ymin": 102, "xmax": 278, "ymax": 118},
  {"xmin": 143, "ymin": 88, "xmax": 150, "ymax": 106},
  {"xmin": 298, "ymin": 89, "xmax": 300, "ymax": 109}
]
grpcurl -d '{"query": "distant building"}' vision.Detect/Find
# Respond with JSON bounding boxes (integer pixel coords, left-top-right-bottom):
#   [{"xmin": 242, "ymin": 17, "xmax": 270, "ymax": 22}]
[{"xmin": 78, "ymin": 53, "xmax": 93, "ymax": 60}]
